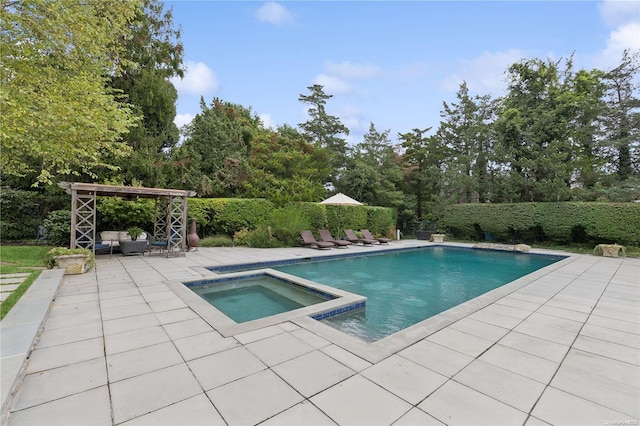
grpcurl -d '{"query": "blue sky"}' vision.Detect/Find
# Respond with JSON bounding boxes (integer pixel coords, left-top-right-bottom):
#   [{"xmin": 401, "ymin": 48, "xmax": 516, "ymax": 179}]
[{"xmin": 167, "ymin": 1, "xmax": 640, "ymax": 144}]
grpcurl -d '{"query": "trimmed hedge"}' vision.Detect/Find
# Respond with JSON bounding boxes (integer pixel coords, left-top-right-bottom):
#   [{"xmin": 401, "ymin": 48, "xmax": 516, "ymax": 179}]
[
  {"xmin": 440, "ymin": 202, "xmax": 640, "ymax": 246},
  {"xmin": 97, "ymin": 197, "xmax": 155, "ymax": 231},
  {"xmin": 285, "ymin": 202, "xmax": 328, "ymax": 231},
  {"xmin": 188, "ymin": 198, "xmax": 396, "ymax": 241},
  {"xmin": 187, "ymin": 198, "xmax": 275, "ymax": 236},
  {"xmin": 366, "ymin": 206, "xmax": 397, "ymax": 238},
  {"xmin": 2, "ymin": 188, "xmax": 397, "ymax": 245}
]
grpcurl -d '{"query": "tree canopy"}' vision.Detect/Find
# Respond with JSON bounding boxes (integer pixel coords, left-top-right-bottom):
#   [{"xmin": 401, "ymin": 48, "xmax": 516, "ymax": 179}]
[
  {"xmin": 1, "ymin": 0, "xmax": 637, "ymax": 225},
  {"xmin": 1, "ymin": 0, "xmax": 142, "ymax": 186}
]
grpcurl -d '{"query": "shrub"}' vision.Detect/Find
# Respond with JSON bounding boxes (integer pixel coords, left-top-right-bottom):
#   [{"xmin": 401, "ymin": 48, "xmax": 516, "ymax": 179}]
[
  {"xmin": 43, "ymin": 210, "xmax": 72, "ymax": 247},
  {"xmin": 247, "ymin": 226, "xmax": 284, "ymax": 248},
  {"xmin": 186, "ymin": 197, "xmax": 397, "ymax": 241},
  {"xmin": 324, "ymin": 205, "xmax": 368, "ymax": 237},
  {"xmin": 232, "ymin": 228, "xmax": 250, "ymax": 246},
  {"xmin": 366, "ymin": 207, "xmax": 397, "ymax": 237},
  {"xmin": 267, "ymin": 207, "xmax": 310, "ymax": 246},
  {"xmin": 0, "ymin": 188, "xmax": 68, "ymax": 241},
  {"xmin": 286, "ymin": 202, "xmax": 327, "ymax": 230},
  {"xmin": 200, "ymin": 235, "xmax": 235, "ymax": 247},
  {"xmin": 97, "ymin": 197, "xmax": 154, "ymax": 230},
  {"xmin": 187, "ymin": 198, "xmax": 275, "ymax": 237},
  {"xmin": 440, "ymin": 202, "xmax": 640, "ymax": 246}
]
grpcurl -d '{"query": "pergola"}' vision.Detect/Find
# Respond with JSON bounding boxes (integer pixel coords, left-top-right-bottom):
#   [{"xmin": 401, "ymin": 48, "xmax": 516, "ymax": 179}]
[{"xmin": 58, "ymin": 182, "xmax": 196, "ymax": 255}]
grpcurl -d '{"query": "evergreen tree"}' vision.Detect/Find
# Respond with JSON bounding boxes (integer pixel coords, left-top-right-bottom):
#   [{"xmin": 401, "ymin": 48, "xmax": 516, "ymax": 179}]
[
  {"xmin": 298, "ymin": 85, "xmax": 350, "ymax": 180},
  {"xmin": 398, "ymin": 128, "xmax": 446, "ymax": 219},
  {"xmin": 601, "ymin": 49, "xmax": 640, "ymax": 181},
  {"xmin": 106, "ymin": 0, "xmax": 184, "ymax": 187},
  {"xmin": 436, "ymin": 82, "xmax": 496, "ymax": 203},
  {"xmin": 243, "ymin": 124, "xmax": 330, "ymax": 204},
  {"xmin": 178, "ymin": 98, "xmax": 259, "ymax": 196},
  {"xmin": 336, "ymin": 123, "xmax": 404, "ymax": 209}
]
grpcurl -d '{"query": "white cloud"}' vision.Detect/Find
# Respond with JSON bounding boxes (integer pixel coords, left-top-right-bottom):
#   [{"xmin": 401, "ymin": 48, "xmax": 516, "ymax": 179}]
[
  {"xmin": 440, "ymin": 49, "xmax": 525, "ymax": 94},
  {"xmin": 593, "ymin": 22, "xmax": 640, "ymax": 68},
  {"xmin": 174, "ymin": 113, "xmax": 194, "ymax": 129},
  {"xmin": 313, "ymin": 74, "xmax": 353, "ymax": 95},
  {"xmin": 259, "ymin": 113, "xmax": 275, "ymax": 129},
  {"xmin": 598, "ymin": 0, "xmax": 640, "ymax": 27},
  {"xmin": 256, "ymin": 2, "xmax": 293, "ymax": 27},
  {"xmin": 170, "ymin": 61, "xmax": 218, "ymax": 96},
  {"xmin": 311, "ymin": 61, "xmax": 383, "ymax": 96},
  {"xmin": 324, "ymin": 61, "xmax": 381, "ymax": 79}
]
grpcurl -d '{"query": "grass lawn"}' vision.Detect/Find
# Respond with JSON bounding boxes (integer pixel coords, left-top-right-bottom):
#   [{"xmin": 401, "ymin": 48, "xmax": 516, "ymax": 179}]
[{"xmin": 0, "ymin": 245, "xmax": 52, "ymax": 320}]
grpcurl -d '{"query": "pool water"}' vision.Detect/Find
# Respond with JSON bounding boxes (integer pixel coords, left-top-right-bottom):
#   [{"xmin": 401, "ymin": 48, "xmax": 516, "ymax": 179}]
[
  {"xmin": 190, "ymin": 275, "xmax": 333, "ymax": 323},
  {"xmin": 273, "ymin": 247, "xmax": 562, "ymax": 341}
]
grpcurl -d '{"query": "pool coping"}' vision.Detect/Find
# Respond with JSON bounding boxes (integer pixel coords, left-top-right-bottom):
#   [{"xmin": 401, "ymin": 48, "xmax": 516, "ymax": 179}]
[
  {"xmin": 167, "ymin": 244, "xmax": 578, "ymax": 364},
  {"xmin": 168, "ymin": 268, "xmax": 367, "ymax": 337}
]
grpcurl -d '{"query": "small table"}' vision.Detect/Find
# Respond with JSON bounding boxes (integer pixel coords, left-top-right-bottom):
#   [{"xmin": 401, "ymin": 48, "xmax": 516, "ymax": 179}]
[{"xmin": 119, "ymin": 240, "xmax": 148, "ymax": 256}]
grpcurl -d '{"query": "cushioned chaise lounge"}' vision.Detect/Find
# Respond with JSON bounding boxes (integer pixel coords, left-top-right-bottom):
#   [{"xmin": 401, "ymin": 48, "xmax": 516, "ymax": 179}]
[
  {"xmin": 344, "ymin": 229, "xmax": 376, "ymax": 245},
  {"xmin": 318, "ymin": 229, "xmax": 352, "ymax": 248},
  {"xmin": 361, "ymin": 229, "xmax": 391, "ymax": 244},
  {"xmin": 300, "ymin": 230, "xmax": 336, "ymax": 249}
]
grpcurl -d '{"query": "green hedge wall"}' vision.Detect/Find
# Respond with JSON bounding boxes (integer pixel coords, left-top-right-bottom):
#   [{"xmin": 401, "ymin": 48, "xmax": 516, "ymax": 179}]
[
  {"xmin": 440, "ymin": 202, "xmax": 640, "ymax": 245},
  {"xmin": 1, "ymin": 188, "xmax": 397, "ymax": 244},
  {"xmin": 285, "ymin": 202, "xmax": 328, "ymax": 231},
  {"xmin": 366, "ymin": 206, "xmax": 398, "ymax": 238},
  {"xmin": 187, "ymin": 198, "xmax": 275, "ymax": 236},
  {"xmin": 189, "ymin": 198, "xmax": 396, "ymax": 241},
  {"xmin": 97, "ymin": 198, "xmax": 155, "ymax": 231}
]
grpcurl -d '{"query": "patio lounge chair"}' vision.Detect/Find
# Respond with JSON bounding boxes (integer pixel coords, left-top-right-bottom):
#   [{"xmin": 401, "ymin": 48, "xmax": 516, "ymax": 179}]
[
  {"xmin": 344, "ymin": 229, "xmax": 376, "ymax": 245},
  {"xmin": 361, "ymin": 229, "xmax": 391, "ymax": 244},
  {"xmin": 318, "ymin": 229, "xmax": 352, "ymax": 248},
  {"xmin": 300, "ymin": 230, "xmax": 336, "ymax": 249}
]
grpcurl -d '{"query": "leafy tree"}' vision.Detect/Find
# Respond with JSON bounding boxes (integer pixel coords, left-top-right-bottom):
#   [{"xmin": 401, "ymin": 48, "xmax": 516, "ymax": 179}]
[
  {"xmin": 568, "ymin": 68, "xmax": 607, "ymax": 189},
  {"xmin": 298, "ymin": 84, "xmax": 350, "ymax": 178},
  {"xmin": 494, "ymin": 57, "xmax": 576, "ymax": 202},
  {"xmin": 1, "ymin": 0, "xmax": 141, "ymax": 186}
]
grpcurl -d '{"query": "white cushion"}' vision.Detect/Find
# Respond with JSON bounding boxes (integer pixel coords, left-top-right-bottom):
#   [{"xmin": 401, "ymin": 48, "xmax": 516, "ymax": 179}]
[
  {"xmin": 100, "ymin": 231, "xmax": 121, "ymax": 246},
  {"xmin": 100, "ymin": 230, "xmax": 147, "ymax": 246}
]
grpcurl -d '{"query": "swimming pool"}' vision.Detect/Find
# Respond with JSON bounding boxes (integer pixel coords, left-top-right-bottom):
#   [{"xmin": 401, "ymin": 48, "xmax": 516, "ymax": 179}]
[{"xmin": 266, "ymin": 246, "xmax": 563, "ymax": 341}]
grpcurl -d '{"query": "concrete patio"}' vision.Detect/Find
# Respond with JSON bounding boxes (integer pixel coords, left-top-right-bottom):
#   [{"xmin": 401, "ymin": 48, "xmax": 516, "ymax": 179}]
[{"xmin": 1, "ymin": 241, "xmax": 638, "ymax": 426}]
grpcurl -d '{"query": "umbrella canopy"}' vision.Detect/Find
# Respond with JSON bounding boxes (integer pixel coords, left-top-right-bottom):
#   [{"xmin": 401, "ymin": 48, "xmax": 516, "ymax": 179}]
[{"xmin": 319, "ymin": 193, "xmax": 363, "ymax": 206}]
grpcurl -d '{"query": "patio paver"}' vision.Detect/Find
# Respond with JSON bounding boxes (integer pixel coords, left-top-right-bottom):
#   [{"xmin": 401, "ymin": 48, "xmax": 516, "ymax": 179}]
[{"xmin": 2, "ymin": 243, "xmax": 639, "ymax": 425}]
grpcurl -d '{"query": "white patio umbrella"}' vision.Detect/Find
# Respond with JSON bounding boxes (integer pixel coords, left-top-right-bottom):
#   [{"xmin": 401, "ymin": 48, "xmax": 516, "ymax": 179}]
[
  {"xmin": 319, "ymin": 193, "xmax": 363, "ymax": 207},
  {"xmin": 319, "ymin": 193, "xmax": 363, "ymax": 238}
]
